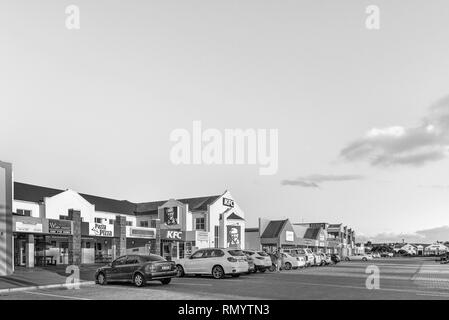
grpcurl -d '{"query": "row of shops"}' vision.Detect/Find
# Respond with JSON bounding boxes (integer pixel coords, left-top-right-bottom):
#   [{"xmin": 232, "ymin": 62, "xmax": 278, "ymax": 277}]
[
  {"xmin": 0, "ymin": 160, "xmax": 355, "ymax": 275},
  {"xmin": 0, "ymin": 162, "xmax": 247, "ymax": 273},
  {"xmin": 245, "ymin": 219, "xmax": 356, "ymax": 257}
]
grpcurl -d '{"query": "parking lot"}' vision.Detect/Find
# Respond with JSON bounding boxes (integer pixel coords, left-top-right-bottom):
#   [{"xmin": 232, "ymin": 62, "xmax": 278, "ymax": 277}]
[{"xmin": 1, "ymin": 257, "xmax": 449, "ymax": 300}]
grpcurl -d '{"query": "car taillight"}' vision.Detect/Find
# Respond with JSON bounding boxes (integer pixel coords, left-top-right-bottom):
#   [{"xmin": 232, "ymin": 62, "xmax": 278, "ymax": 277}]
[
  {"xmin": 227, "ymin": 257, "xmax": 238, "ymax": 262},
  {"xmin": 145, "ymin": 264, "xmax": 156, "ymax": 273}
]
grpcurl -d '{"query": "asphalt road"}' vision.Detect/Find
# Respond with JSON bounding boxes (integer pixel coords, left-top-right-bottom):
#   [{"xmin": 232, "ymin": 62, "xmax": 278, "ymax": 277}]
[{"xmin": 2, "ymin": 257, "xmax": 449, "ymax": 300}]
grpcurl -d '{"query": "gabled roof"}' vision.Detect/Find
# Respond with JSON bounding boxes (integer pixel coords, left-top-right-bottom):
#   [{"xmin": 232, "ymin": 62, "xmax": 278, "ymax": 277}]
[
  {"xmin": 14, "ymin": 182, "xmax": 64, "ymax": 203},
  {"xmin": 261, "ymin": 220, "xmax": 287, "ymax": 239},
  {"xmin": 136, "ymin": 195, "xmax": 220, "ymax": 215},
  {"xmin": 14, "ymin": 182, "xmax": 137, "ymax": 215},
  {"xmin": 14, "ymin": 181, "xmax": 222, "ymax": 217},
  {"xmin": 304, "ymin": 227, "xmax": 321, "ymax": 240},
  {"xmin": 227, "ymin": 212, "xmax": 244, "ymax": 220}
]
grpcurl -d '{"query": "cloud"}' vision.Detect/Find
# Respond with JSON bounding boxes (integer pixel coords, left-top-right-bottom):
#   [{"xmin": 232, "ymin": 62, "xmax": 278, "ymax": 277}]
[
  {"xmin": 281, "ymin": 174, "xmax": 364, "ymax": 188},
  {"xmin": 357, "ymin": 225, "xmax": 449, "ymax": 244},
  {"xmin": 340, "ymin": 95, "xmax": 449, "ymax": 167}
]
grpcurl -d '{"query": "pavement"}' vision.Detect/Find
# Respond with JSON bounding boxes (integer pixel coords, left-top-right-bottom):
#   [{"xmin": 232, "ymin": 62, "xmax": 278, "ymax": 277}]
[
  {"xmin": 1, "ymin": 257, "xmax": 449, "ymax": 299},
  {"xmin": 0, "ymin": 264, "xmax": 99, "ymax": 292}
]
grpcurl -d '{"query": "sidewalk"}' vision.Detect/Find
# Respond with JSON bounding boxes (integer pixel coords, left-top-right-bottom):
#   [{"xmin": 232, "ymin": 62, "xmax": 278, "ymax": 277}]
[{"xmin": 0, "ymin": 265, "xmax": 100, "ymax": 292}]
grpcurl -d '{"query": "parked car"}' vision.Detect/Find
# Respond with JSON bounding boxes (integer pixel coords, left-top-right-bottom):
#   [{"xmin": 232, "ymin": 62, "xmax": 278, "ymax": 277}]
[
  {"xmin": 312, "ymin": 253, "xmax": 323, "ymax": 266},
  {"xmin": 175, "ymin": 248, "xmax": 249, "ymax": 279},
  {"xmin": 319, "ymin": 253, "xmax": 332, "ymax": 265},
  {"xmin": 294, "ymin": 248, "xmax": 315, "ymax": 267},
  {"xmin": 371, "ymin": 252, "xmax": 381, "ymax": 258},
  {"xmin": 330, "ymin": 254, "xmax": 341, "ymax": 264},
  {"xmin": 95, "ymin": 254, "xmax": 177, "ymax": 287},
  {"xmin": 281, "ymin": 252, "xmax": 302, "ymax": 270},
  {"xmin": 243, "ymin": 250, "xmax": 272, "ymax": 272},
  {"xmin": 344, "ymin": 254, "xmax": 373, "ymax": 261},
  {"xmin": 380, "ymin": 252, "xmax": 394, "ymax": 258}
]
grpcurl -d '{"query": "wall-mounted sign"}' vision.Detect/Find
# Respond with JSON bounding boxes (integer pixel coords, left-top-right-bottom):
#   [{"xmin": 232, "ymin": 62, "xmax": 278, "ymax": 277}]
[
  {"xmin": 285, "ymin": 231, "xmax": 294, "ymax": 242},
  {"xmin": 227, "ymin": 225, "xmax": 241, "ymax": 248},
  {"xmin": 15, "ymin": 221, "xmax": 43, "ymax": 233},
  {"xmin": 195, "ymin": 231, "xmax": 209, "ymax": 242},
  {"xmin": 129, "ymin": 227, "xmax": 156, "ymax": 239},
  {"xmin": 163, "ymin": 207, "xmax": 179, "ymax": 226},
  {"xmin": 161, "ymin": 230, "xmax": 184, "ymax": 241},
  {"xmin": 48, "ymin": 219, "xmax": 72, "ymax": 234},
  {"xmin": 223, "ymin": 198, "xmax": 234, "ymax": 208},
  {"xmin": 89, "ymin": 223, "xmax": 113, "ymax": 237}
]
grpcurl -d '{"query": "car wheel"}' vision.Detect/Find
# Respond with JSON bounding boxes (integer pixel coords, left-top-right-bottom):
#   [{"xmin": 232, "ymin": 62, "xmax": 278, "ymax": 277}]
[
  {"xmin": 160, "ymin": 278, "xmax": 171, "ymax": 285},
  {"xmin": 284, "ymin": 262, "xmax": 292, "ymax": 270},
  {"xmin": 212, "ymin": 265, "xmax": 225, "ymax": 279},
  {"xmin": 96, "ymin": 272, "xmax": 107, "ymax": 285},
  {"xmin": 345, "ymin": 257, "xmax": 350, "ymax": 261},
  {"xmin": 259, "ymin": 268, "xmax": 266, "ymax": 273},
  {"xmin": 176, "ymin": 265, "xmax": 185, "ymax": 277},
  {"xmin": 134, "ymin": 273, "xmax": 146, "ymax": 287},
  {"xmin": 362, "ymin": 257, "xmax": 367, "ymax": 261}
]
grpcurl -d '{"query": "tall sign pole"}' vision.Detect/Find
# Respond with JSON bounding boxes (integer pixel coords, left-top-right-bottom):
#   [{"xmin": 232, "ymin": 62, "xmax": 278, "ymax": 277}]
[{"xmin": 0, "ymin": 161, "xmax": 13, "ymax": 276}]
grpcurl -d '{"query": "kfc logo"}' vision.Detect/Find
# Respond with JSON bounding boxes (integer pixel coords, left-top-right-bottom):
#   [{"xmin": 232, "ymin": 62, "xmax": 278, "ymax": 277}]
[
  {"xmin": 165, "ymin": 230, "xmax": 183, "ymax": 240},
  {"xmin": 223, "ymin": 198, "xmax": 234, "ymax": 208}
]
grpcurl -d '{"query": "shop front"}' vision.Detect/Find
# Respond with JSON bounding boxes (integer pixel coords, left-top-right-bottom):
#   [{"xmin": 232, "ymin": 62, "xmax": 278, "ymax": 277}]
[
  {"xmin": 160, "ymin": 229, "xmax": 195, "ymax": 260},
  {"xmin": 126, "ymin": 226, "xmax": 157, "ymax": 255},
  {"xmin": 83, "ymin": 221, "xmax": 115, "ymax": 263}
]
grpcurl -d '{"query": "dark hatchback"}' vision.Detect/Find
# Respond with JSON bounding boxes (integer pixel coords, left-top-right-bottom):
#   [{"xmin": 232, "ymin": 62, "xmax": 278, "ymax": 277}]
[{"xmin": 95, "ymin": 254, "xmax": 177, "ymax": 287}]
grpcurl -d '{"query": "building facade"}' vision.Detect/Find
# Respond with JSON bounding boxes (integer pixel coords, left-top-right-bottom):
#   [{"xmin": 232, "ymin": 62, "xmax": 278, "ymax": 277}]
[{"xmin": 8, "ymin": 177, "xmax": 246, "ymax": 268}]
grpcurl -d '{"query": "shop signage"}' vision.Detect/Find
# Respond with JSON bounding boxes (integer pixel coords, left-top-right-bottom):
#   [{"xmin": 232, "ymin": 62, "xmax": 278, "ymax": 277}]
[
  {"xmin": 162, "ymin": 230, "xmax": 184, "ymax": 240},
  {"xmin": 15, "ymin": 221, "xmax": 43, "ymax": 233},
  {"xmin": 285, "ymin": 231, "xmax": 294, "ymax": 242},
  {"xmin": 223, "ymin": 198, "xmax": 234, "ymax": 208},
  {"xmin": 195, "ymin": 231, "xmax": 209, "ymax": 242},
  {"xmin": 227, "ymin": 225, "xmax": 241, "ymax": 248},
  {"xmin": 163, "ymin": 207, "xmax": 179, "ymax": 226},
  {"xmin": 48, "ymin": 219, "xmax": 72, "ymax": 234},
  {"xmin": 303, "ymin": 239, "xmax": 315, "ymax": 246},
  {"xmin": 89, "ymin": 223, "xmax": 113, "ymax": 237},
  {"xmin": 129, "ymin": 227, "xmax": 156, "ymax": 239}
]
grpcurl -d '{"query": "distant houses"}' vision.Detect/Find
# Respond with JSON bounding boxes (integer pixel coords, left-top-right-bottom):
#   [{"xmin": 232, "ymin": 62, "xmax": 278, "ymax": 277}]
[{"xmin": 356, "ymin": 241, "xmax": 449, "ymax": 256}]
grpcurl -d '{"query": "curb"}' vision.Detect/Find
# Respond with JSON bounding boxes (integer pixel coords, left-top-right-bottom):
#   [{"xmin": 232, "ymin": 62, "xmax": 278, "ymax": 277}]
[{"xmin": 0, "ymin": 281, "xmax": 95, "ymax": 294}]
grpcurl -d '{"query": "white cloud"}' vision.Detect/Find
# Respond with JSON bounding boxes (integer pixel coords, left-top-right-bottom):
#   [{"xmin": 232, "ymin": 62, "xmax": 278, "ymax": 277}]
[{"xmin": 341, "ymin": 95, "xmax": 449, "ymax": 167}]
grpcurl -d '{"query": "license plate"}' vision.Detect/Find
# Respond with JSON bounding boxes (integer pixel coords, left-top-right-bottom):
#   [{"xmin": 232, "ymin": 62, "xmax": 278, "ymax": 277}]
[{"xmin": 161, "ymin": 266, "xmax": 170, "ymax": 271}]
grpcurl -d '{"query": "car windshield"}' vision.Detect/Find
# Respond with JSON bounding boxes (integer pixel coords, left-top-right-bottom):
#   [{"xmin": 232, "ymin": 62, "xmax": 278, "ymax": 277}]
[
  {"xmin": 228, "ymin": 250, "xmax": 245, "ymax": 256},
  {"xmin": 139, "ymin": 255, "xmax": 166, "ymax": 262}
]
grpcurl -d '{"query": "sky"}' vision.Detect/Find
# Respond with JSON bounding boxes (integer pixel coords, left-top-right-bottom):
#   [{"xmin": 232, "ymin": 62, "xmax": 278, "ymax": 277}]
[{"xmin": 1, "ymin": 0, "xmax": 449, "ymax": 242}]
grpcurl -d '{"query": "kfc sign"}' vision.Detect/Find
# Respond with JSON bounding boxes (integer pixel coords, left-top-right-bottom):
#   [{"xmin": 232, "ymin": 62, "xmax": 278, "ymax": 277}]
[
  {"xmin": 223, "ymin": 198, "xmax": 234, "ymax": 208},
  {"xmin": 162, "ymin": 230, "xmax": 184, "ymax": 240}
]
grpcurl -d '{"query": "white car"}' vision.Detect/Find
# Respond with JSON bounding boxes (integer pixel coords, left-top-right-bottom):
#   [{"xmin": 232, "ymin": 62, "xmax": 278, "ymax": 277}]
[
  {"xmin": 344, "ymin": 254, "xmax": 373, "ymax": 262},
  {"xmin": 294, "ymin": 248, "xmax": 315, "ymax": 267},
  {"xmin": 281, "ymin": 252, "xmax": 302, "ymax": 270},
  {"xmin": 319, "ymin": 253, "xmax": 332, "ymax": 265},
  {"xmin": 243, "ymin": 250, "xmax": 272, "ymax": 272},
  {"xmin": 175, "ymin": 248, "xmax": 249, "ymax": 279}
]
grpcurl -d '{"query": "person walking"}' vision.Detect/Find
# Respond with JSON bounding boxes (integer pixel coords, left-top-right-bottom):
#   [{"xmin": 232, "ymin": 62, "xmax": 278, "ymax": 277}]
[{"xmin": 275, "ymin": 248, "xmax": 283, "ymax": 272}]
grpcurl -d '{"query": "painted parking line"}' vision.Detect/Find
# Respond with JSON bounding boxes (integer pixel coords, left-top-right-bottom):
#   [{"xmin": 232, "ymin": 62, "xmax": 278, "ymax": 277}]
[{"xmin": 21, "ymin": 290, "xmax": 91, "ymax": 300}]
